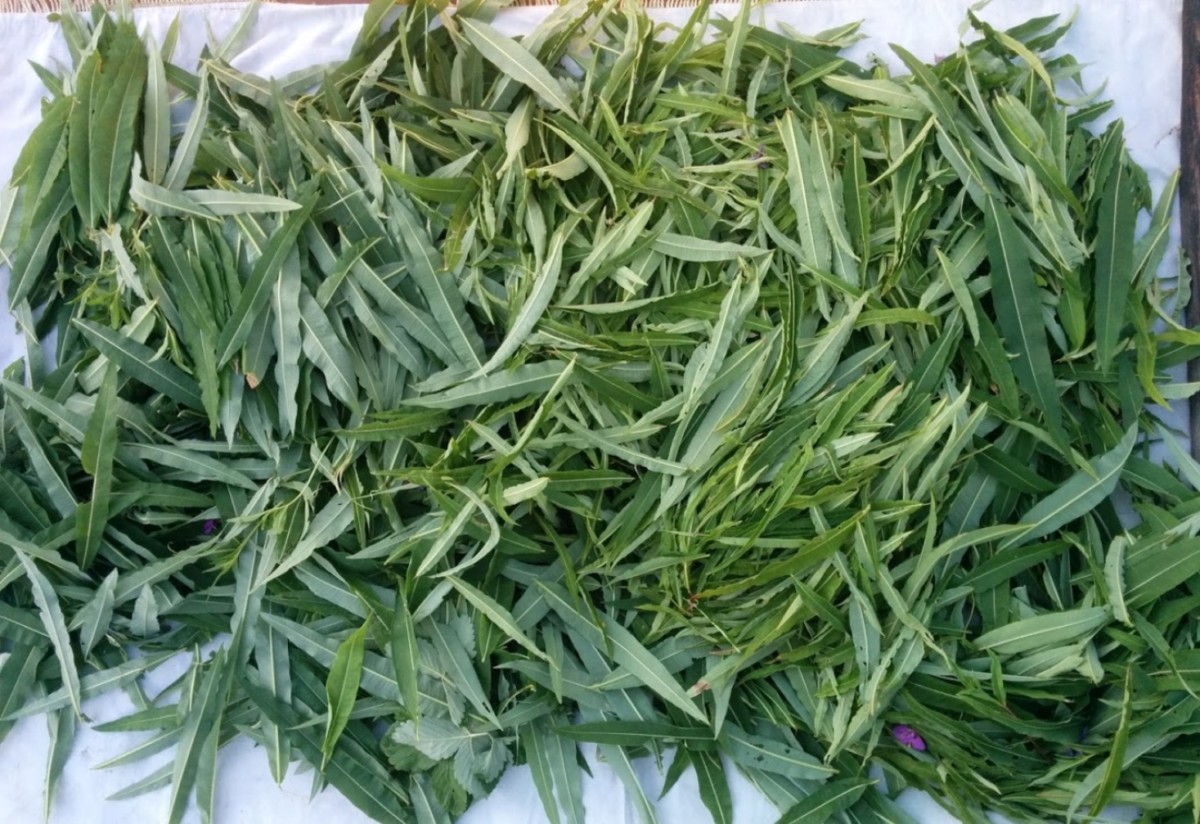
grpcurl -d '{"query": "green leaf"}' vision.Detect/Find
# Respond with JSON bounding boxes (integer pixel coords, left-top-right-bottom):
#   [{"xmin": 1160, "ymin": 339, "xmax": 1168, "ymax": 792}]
[
  {"xmin": 0, "ymin": 645, "xmax": 43, "ymax": 741},
  {"xmin": 323, "ymin": 623, "xmax": 367, "ymax": 769},
  {"xmin": 1001, "ymin": 426, "xmax": 1137, "ymax": 549},
  {"xmin": 3, "ymin": 653, "xmax": 175, "ymax": 721},
  {"xmin": 264, "ymin": 492, "xmax": 355, "ymax": 584},
  {"xmin": 555, "ymin": 721, "xmax": 716, "ymax": 747},
  {"xmin": 299, "ymin": 288, "xmax": 360, "ymax": 411},
  {"xmin": 0, "ymin": 467, "xmax": 51, "ymax": 533},
  {"xmin": 124, "ymin": 444, "xmax": 258, "ymax": 491},
  {"xmin": 1125, "ymin": 537, "xmax": 1200, "ymax": 608},
  {"xmin": 143, "ymin": 33, "xmax": 170, "ymax": 186},
  {"xmin": 974, "ymin": 606, "xmax": 1111, "ymax": 655},
  {"xmin": 167, "ymin": 654, "xmax": 229, "ymax": 824},
  {"xmin": 254, "ymin": 623, "xmax": 293, "ymax": 784},
  {"xmin": 11, "ymin": 547, "xmax": 82, "ymax": 718},
  {"xmin": 602, "ymin": 614, "xmax": 707, "ymax": 723},
  {"xmin": 380, "ymin": 165, "xmax": 471, "ymax": 203},
  {"xmin": 73, "ymin": 320, "xmax": 204, "ymax": 409},
  {"xmin": 525, "ymin": 720, "xmax": 584, "ymax": 824},
  {"xmin": 460, "ymin": 18, "xmax": 578, "ymax": 118},
  {"xmin": 780, "ymin": 111, "xmax": 832, "ymax": 275},
  {"xmin": 651, "ymin": 233, "xmax": 767, "ymax": 262},
  {"xmin": 163, "ymin": 69, "xmax": 209, "ymax": 191},
  {"xmin": 719, "ymin": 724, "xmax": 834, "ymax": 780},
  {"xmin": 775, "ymin": 778, "xmax": 873, "ymax": 824},
  {"xmin": 1093, "ymin": 159, "xmax": 1136, "ymax": 370},
  {"xmin": 75, "ymin": 569, "xmax": 117, "ymax": 656},
  {"xmin": 131, "ymin": 173, "xmax": 217, "ymax": 220},
  {"xmin": 44, "ymin": 706, "xmax": 76, "ymax": 820},
  {"xmin": 406, "ymin": 361, "xmax": 569, "ymax": 409},
  {"xmin": 392, "ymin": 200, "xmax": 485, "ymax": 370},
  {"xmin": 427, "ymin": 619, "xmax": 499, "ymax": 727},
  {"xmin": 982, "ymin": 194, "xmax": 1063, "ymax": 433},
  {"xmin": 272, "ymin": 246, "xmax": 303, "ymax": 436},
  {"xmin": 215, "ymin": 189, "xmax": 318, "ymax": 366},
  {"xmin": 474, "ymin": 227, "xmax": 566, "ymax": 378},
  {"xmin": 185, "ymin": 189, "xmax": 301, "ymax": 215},
  {"xmin": 447, "ymin": 576, "xmax": 548, "ymax": 661},
  {"xmin": 1089, "ymin": 666, "xmax": 1133, "ymax": 816},
  {"xmin": 76, "ymin": 365, "xmax": 120, "ymax": 569},
  {"xmin": 693, "ymin": 750, "xmax": 733, "ymax": 824},
  {"xmin": 391, "ymin": 591, "xmax": 421, "ymax": 720},
  {"xmin": 68, "ymin": 20, "xmax": 148, "ymax": 228},
  {"xmin": 243, "ymin": 675, "xmax": 411, "ymax": 824}
]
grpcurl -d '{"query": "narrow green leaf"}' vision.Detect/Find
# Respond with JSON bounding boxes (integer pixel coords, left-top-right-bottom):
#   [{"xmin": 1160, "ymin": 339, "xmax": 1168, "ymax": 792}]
[
  {"xmin": 185, "ymin": 189, "xmax": 301, "ymax": 215},
  {"xmin": 75, "ymin": 569, "xmax": 117, "ymax": 656},
  {"xmin": 215, "ymin": 190, "xmax": 318, "ymax": 366},
  {"xmin": 163, "ymin": 70, "xmax": 209, "ymax": 191},
  {"xmin": 651, "ymin": 233, "xmax": 767, "ymax": 262},
  {"xmin": 983, "ymin": 194, "xmax": 1063, "ymax": 432},
  {"xmin": 447, "ymin": 577, "xmax": 548, "ymax": 661},
  {"xmin": 406, "ymin": 361, "xmax": 568, "ymax": 409},
  {"xmin": 299, "ymin": 289, "xmax": 360, "ymax": 411},
  {"xmin": 76, "ymin": 366, "xmax": 120, "ymax": 569},
  {"xmin": 974, "ymin": 606, "xmax": 1111, "ymax": 655},
  {"xmin": 167, "ymin": 654, "xmax": 228, "ymax": 824},
  {"xmin": 143, "ymin": 33, "xmax": 171, "ymax": 186},
  {"xmin": 460, "ymin": 18, "xmax": 578, "ymax": 118},
  {"xmin": 1001, "ymin": 426, "xmax": 1137, "ymax": 549},
  {"xmin": 474, "ymin": 227, "xmax": 566, "ymax": 378},
  {"xmin": 273, "ymin": 247, "xmax": 302, "ymax": 436},
  {"xmin": 776, "ymin": 778, "xmax": 873, "ymax": 824},
  {"xmin": 323, "ymin": 623, "xmax": 367, "ymax": 769},
  {"xmin": 602, "ymin": 614, "xmax": 707, "ymax": 723},
  {"xmin": 393, "ymin": 200, "xmax": 485, "ymax": 369},
  {"xmin": 556, "ymin": 721, "xmax": 715, "ymax": 747},
  {"xmin": 73, "ymin": 320, "xmax": 203, "ymax": 409},
  {"xmin": 11, "ymin": 548, "xmax": 82, "ymax": 718},
  {"xmin": 391, "ymin": 591, "xmax": 420, "ymax": 720},
  {"xmin": 124, "ymin": 444, "xmax": 257, "ymax": 491},
  {"xmin": 1094, "ymin": 160, "xmax": 1136, "ymax": 370}
]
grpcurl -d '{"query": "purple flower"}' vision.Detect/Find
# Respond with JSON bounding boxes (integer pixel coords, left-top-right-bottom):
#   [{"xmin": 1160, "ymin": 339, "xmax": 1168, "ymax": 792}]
[
  {"xmin": 1065, "ymin": 724, "xmax": 1089, "ymax": 757},
  {"xmin": 892, "ymin": 724, "xmax": 926, "ymax": 752},
  {"xmin": 753, "ymin": 144, "xmax": 770, "ymax": 169},
  {"xmin": 203, "ymin": 519, "xmax": 219, "ymax": 535}
]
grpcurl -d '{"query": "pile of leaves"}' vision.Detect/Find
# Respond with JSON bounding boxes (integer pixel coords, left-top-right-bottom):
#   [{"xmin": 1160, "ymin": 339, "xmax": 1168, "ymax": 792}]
[{"xmin": 2, "ymin": 1, "xmax": 1199, "ymax": 822}]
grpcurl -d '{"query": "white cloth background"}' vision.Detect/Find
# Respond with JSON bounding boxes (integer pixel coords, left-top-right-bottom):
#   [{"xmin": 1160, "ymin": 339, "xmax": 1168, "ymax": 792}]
[{"xmin": 0, "ymin": 1, "xmax": 1182, "ymax": 822}]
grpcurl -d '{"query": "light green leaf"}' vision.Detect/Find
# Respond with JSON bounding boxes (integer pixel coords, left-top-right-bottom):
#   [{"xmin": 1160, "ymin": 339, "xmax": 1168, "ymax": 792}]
[
  {"xmin": 602, "ymin": 614, "xmax": 707, "ymax": 723},
  {"xmin": 406, "ymin": 361, "xmax": 569, "ymax": 409},
  {"xmin": 1001, "ymin": 426, "xmax": 1137, "ymax": 549},
  {"xmin": 323, "ymin": 624, "xmax": 367, "ymax": 769},
  {"xmin": 983, "ymin": 194, "xmax": 1063, "ymax": 432},
  {"xmin": 12, "ymin": 547, "xmax": 82, "ymax": 718},
  {"xmin": 76, "ymin": 366, "xmax": 120, "ymax": 569},
  {"xmin": 460, "ymin": 18, "xmax": 578, "ymax": 118},
  {"xmin": 1094, "ymin": 160, "xmax": 1135, "ymax": 370},
  {"xmin": 73, "ymin": 320, "xmax": 203, "ymax": 409},
  {"xmin": 974, "ymin": 606, "xmax": 1111, "ymax": 655}
]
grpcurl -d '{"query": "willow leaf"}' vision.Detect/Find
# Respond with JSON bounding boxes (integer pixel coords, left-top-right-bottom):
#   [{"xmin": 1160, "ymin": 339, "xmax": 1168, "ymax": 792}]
[
  {"xmin": 323, "ymin": 624, "xmax": 367, "ymax": 769},
  {"xmin": 983, "ymin": 193, "xmax": 1063, "ymax": 432},
  {"xmin": 1094, "ymin": 160, "xmax": 1136, "ymax": 370},
  {"xmin": 76, "ymin": 366, "xmax": 120, "ymax": 569},
  {"xmin": 1001, "ymin": 426, "xmax": 1137, "ymax": 549},
  {"xmin": 460, "ymin": 18, "xmax": 577, "ymax": 118}
]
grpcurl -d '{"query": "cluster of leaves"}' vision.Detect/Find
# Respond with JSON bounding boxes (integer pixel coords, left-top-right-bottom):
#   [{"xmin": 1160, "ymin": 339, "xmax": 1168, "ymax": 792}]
[{"xmin": 1, "ymin": 1, "xmax": 1199, "ymax": 822}]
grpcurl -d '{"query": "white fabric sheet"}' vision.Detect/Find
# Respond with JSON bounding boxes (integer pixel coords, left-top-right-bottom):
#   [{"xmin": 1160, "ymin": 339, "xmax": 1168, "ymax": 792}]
[{"xmin": 0, "ymin": 1, "xmax": 1182, "ymax": 822}]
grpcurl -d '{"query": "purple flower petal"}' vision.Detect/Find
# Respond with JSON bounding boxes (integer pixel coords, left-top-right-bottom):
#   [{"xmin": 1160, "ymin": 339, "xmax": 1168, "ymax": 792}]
[
  {"xmin": 892, "ymin": 724, "xmax": 927, "ymax": 752},
  {"xmin": 203, "ymin": 519, "xmax": 218, "ymax": 535}
]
